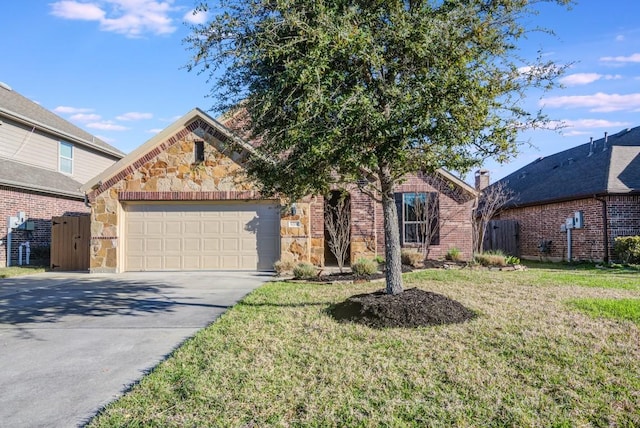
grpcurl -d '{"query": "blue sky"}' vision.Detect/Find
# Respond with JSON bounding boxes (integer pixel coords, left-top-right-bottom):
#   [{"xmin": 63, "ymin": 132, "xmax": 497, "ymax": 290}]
[{"xmin": 1, "ymin": 1, "xmax": 639, "ymax": 185}]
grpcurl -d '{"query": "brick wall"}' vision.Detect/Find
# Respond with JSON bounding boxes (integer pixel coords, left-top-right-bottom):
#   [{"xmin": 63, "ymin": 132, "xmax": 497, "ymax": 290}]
[
  {"xmin": 496, "ymin": 195, "xmax": 640, "ymax": 262},
  {"xmin": 316, "ymin": 173, "xmax": 476, "ymax": 263},
  {"xmin": 0, "ymin": 186, "xmax": 87, "ymax": 267}
]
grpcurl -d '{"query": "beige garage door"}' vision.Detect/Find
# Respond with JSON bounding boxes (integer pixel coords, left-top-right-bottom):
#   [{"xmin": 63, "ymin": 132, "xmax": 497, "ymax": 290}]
[{"xmin": 124, "ymin": 202, "xmax": 280, "ymax": 271}]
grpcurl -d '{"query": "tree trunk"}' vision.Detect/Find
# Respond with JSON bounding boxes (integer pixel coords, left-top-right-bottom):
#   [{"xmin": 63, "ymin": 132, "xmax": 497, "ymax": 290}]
[{"xmin": 380, "ymin": 167, "xmax": 404, "ymax": 295}]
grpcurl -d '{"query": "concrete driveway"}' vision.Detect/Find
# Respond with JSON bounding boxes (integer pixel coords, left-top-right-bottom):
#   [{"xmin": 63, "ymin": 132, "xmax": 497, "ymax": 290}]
[{"xmin": 0, "ymin": 271, "xmax": 270, "ymax": 428}]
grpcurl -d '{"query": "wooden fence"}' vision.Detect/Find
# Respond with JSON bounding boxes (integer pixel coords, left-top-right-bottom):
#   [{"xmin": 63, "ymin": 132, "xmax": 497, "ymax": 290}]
[{"xmin": 483, "ymin": 219, "xmax": 520, "ymax": 256}]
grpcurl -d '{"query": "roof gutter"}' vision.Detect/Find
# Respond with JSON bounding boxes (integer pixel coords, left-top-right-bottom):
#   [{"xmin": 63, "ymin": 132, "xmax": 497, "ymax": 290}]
[
  {"xmin": 0, "ymin": 178, "xmax": 84, "ymax": 200},
  {"xmin": 0, "ymin": 108, "xmax": 124, "ymax": 158}
]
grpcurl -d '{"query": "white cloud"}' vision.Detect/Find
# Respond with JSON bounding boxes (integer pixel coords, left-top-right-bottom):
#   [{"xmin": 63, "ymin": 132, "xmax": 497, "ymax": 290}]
[
  {"xmin": 50, "ymin": 1, "xmax": 105, "ymax": 20},
  {"xmin": 600, "ymin": 53, "xmax": 640, "ymax": 63},
  {"xmin": 616, "ymin": 35, "xmax": 625, "ymax": 42},
  {"xmin": 49, "ymin": 0, "xmax": 178, "ymax": 37},
  {"xmin": 547, "ymin": 119, "xmax": 632, "ymax": 130},
  {"xmin": 147, "ymin": 128, "xmax": 163, "ymax": 133},
  {"xmin": 183, "ymin": 8, "xmax": 208, "ymax": 25},
  {"xmin": 116, "ymin": 111, "xmax": 153, "ymax": 121},
  {"xmin": 540, "ymin": 92, "xmax": 640, "ymax": 112},
  {"xmin": 70, "ymin": 113, "xmax": 101, "ymax": 122},
  {"xmin": 54, "ymin": 105, "xmax": 93, "ymax": 114},
  {"xmin": 560, "ymin": 73, "xmax": 622, "ymax": 86},
  {"xmin": 87, "ymin": 121, "xmax": 129, "ymax": 131},
  {"xmin": 562, "ymin": 130, "xmax": 591, "ymax": 137}
]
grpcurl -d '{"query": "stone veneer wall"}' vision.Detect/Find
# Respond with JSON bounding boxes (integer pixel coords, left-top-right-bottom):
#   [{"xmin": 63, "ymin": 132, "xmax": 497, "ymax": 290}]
[{"xmin": 86, "ymin": 119, "xmax": 310, "ymax": 272}]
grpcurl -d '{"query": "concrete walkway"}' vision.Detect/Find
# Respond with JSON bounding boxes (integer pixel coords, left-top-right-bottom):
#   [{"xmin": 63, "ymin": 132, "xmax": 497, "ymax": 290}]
[{"xmin": 0, "ymin": 271, "xmax": 270, "ymax": 428}]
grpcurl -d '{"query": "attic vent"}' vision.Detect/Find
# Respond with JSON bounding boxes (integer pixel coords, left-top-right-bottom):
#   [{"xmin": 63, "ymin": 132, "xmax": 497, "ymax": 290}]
[
  {"xmin": 567, "ymin": 157, "xmax": 575, "ymax": 165},
  {"xmin": 0, "ymin": 81, "xmax": 12, "ymax": 91},
  {"xmin": 195, "ymin": 141, "xmax": 205, "ymax": 162}
]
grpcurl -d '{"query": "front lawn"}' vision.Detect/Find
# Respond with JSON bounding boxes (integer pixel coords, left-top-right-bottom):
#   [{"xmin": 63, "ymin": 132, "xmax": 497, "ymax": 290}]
[{"xmin": 89, "ymin": 266, "xmax": 640, "ymax": 427}]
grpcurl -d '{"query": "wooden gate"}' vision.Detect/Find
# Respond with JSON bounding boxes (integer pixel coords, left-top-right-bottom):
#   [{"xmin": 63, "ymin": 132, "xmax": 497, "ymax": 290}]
[
  {"xmin": 483, "ymin": 220, "xmax": 520, "ymax": 256},
  {"xmin": 50, "ymin": 216, "xmax": 90, "ymax": 271}
]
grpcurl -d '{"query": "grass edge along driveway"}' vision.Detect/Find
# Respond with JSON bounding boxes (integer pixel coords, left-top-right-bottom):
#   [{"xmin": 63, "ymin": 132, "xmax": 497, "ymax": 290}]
[{"xmin": 89, "ymin": 265, "xmax": 640, "ymax": 427}]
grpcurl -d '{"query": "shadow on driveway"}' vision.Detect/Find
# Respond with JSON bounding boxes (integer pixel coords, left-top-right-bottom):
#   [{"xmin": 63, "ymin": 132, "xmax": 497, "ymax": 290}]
[{"xmin": 0, "ymin": 274, "xmax": 229, "ymax": 326}]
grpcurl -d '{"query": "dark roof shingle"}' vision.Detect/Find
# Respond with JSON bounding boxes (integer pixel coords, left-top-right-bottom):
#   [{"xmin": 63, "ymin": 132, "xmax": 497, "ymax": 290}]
[
  {"xmin": 0, "ymin": 158, "xmax": 84, "ymax": 198},
  {"xmin": 493, "ymin": 126, "xmax": 640, "ymax": 207}
]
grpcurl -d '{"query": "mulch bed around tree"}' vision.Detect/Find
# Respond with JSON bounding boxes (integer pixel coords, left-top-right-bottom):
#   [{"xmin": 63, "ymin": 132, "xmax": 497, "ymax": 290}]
[
  {"xmin": 328, "ymin": 287, "xmax": 477, "ymax": 328},
  {"xmin": 301, "ymin": 265, "xmax": 413, "ymax": 283}
]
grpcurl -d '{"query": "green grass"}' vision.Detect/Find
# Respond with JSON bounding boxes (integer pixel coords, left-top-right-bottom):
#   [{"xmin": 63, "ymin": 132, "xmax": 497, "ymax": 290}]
[
  {"xmin": 0, "ymin": 265, "xmax": 47, "ymax": 278},
  {"xmin": 568, "ymin": 298, "xmax": 640, "ymax": 325},
  {"xmin": 89, "ymin": 266, "xmax": 640, "ymax": 427}
]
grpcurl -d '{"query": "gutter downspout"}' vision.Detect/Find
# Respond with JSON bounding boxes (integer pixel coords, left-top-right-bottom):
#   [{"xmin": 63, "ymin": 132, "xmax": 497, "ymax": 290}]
[{"xmin": 594, "ymin": 195, "xmax": 609, "ymax": 263}]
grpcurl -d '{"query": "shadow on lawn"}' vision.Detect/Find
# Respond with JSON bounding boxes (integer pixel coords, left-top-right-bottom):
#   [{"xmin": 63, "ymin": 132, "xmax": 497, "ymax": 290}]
[{"xmin": 0, "ymin": 275, "xmax": 227, "ymax": 327}]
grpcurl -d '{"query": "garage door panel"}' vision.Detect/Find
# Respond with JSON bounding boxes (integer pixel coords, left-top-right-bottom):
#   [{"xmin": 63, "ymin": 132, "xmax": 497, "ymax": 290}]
[
  {"xmin": 146, "ymin": 222, "xmax": 163, "ymax": 235},
  {"xmin": 203, "ymin": 238, "xmax": 219, "ymax": 251},
  {"xmin": 184, "ymin": 221, "xmax": 201, "ymax": 234},
  {"xmin": 164, "ymin": 221, "xmax": 181, "ymax": 235},
  {"xmin": 222, "ymin": 238, "xmax": 238, "ymax": 251},
  {"xmin": 125, "ymin": 202, "xmax": 279, "ymax": 271}
]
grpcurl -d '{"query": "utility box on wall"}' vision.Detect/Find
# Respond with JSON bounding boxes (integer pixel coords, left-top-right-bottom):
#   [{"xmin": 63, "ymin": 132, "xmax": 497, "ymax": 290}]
[{"xmin": 573, "ymin": 211, "xmax": 584, "ymax": 229}]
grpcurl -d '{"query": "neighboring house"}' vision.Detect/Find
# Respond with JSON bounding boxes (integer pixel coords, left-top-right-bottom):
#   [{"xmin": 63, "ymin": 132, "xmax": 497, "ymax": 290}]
[
  {"xmin": 82, "ymin": 108, "xmax": 477, "ymax": 273},
  {"xmin": 0, "ymin": 82, "xmax": 125, "ymax": 267},
  {"xmin": 489, "ymin": 126, "xmax": 640, "ymax": 262}
]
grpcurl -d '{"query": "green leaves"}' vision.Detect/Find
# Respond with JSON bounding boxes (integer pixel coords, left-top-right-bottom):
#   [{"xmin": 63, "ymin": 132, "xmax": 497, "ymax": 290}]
[{"xmin": 186, "ymin": 0, "xmax": 570, "ymax": 198}]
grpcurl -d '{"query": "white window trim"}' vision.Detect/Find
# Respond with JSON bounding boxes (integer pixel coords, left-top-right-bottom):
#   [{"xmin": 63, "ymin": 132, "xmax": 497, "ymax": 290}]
[
  {"xmin": 59, "ymin": 141, "xmax": 73, "ymax": 175},
  {"xmin": 402, "ymin": 193, "xmax": 428, "ymax": 244}
]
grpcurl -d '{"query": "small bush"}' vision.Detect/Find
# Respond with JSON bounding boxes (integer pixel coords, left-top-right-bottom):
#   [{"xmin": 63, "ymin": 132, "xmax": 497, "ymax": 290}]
[
  {"xmin": 373, "ymin": 255, "xmax": 385, "ymax": 265},
  {"xmin": 351, "ymin": 258, "xmax": 378, "ymax": 276},
  {"xmin": 474, "ymin": 251, "xmax": 507, "ymax": 267},
  {"xmin": 505, "ymin": 255, "xmax": 521, "ymax": 265},
  {"xmin": 293, "ymin": 262, "xmax": 317, "ymax": 279},
  {"xmin": 445, "ymin": 247, "xmax": 461, "ymax": 261},
  {"xmin": 274, "ymin": 259, "xmax": 295, "ymax": 276},
  {"xmin": 401, "ymin": 250, "xmax": 424, "ymax": 268},
  {"xmin": 613, "ymin": 236, "xmax": 640, "ymax": 264}
]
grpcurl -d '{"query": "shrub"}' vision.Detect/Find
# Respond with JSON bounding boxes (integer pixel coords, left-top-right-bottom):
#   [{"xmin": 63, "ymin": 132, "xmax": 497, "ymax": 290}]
[
  {"xmin": 445, "ymin": 247, "xmax": 461, "ymax": 261},
  {"xmin": 351, "ymin": 258, "xmax": 378, "ymax": 276},
  {"xmin": 613, "ymin": 236, "xmax": 640, "ymax": 264},
  {"xmin": 505, "ymin": 255, "xmax": 521, "ymax": 265},
  {"xmin": 474, "ymin": 251, "xmax": 507, "ymax": 267},
  {"xmin": 373, "ymin": 255, "xmax": 385, "ymax": 265},
  {"xmin": 401, "ymin": 250, "xmax": 424, "ymax": 268},
  {"xmin": 273, "ymin": 259, "xmax": 295, "ymax": 276},
  {"xmin": 293, "ymin": 262, "xmax": 317, "ymax": 279}
]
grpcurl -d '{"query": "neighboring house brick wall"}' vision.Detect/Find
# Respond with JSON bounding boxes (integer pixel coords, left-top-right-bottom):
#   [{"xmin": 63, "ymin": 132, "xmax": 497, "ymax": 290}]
[
  {"xmin": 496, "ymin": 195, "xmax": 640, "ymax": 262},
  {"xmin": 0, "ymin": 186, "xmax": 87, "ymax": 267}
]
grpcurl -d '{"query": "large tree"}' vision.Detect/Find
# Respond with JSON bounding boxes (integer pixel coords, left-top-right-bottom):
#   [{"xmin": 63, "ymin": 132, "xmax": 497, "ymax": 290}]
[{"xmin": 186, "ymin": 0, "xmax": 569, "ymax": 294}]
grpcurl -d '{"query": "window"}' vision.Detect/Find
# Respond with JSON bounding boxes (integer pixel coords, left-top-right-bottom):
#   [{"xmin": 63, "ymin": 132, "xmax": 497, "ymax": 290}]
[
  {"xmin": 194, "ymin": 141, "xmax": 205, "ymax": 162},
  {"xmin": 395, "ymin": 192, "xmax": 439, "ymax": 245},
  {"xmin": 59, "ymin": 141, "xmax": 73, "ymax": 174}
]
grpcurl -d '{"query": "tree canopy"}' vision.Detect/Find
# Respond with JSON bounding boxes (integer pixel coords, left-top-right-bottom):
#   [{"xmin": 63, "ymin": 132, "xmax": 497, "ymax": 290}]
[{"xmin": 186, "ymin": 0, "xmax": 570, "ymax": 294}]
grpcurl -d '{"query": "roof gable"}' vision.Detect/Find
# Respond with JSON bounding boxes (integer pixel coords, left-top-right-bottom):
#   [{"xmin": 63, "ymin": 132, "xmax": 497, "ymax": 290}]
[
  {"xmin": 81, "ymin": 108, "xmax": 254, "ymax": 195},
  {"xmin": 0, "ymin": 83, "xmax": 124, "ymax": 158},
  {"xmin": 494, "ymin": 126, "xmax": 640, "ymax": 207}
]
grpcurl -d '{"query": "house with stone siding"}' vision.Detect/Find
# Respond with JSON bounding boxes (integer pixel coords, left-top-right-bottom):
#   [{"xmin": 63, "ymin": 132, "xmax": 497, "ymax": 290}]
[
  {"xmin": 489, "ymin": 126, "xmax": 640, "ymax": 262},
  {"xmin": 0, "ymin": 82, "xmax": 124, "ymax": 268},
  {"xmin": 81, "ymin": 108, "xmax": 477, "ymax": 273}
]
